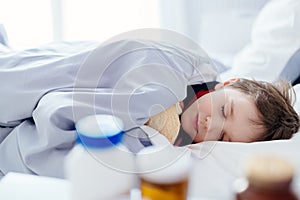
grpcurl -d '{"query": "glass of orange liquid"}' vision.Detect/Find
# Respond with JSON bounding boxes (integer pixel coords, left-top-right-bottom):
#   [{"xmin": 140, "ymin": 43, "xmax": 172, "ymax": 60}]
[{"xmin": 136, "ymin": 145, "xmax": 193, "ymax": 200}]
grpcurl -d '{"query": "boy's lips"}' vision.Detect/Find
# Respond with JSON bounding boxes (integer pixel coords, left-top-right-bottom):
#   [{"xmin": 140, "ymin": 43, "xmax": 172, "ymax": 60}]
[{"xmin": 194, "ymin": 114, "xmax": 199, "ymax": 133}]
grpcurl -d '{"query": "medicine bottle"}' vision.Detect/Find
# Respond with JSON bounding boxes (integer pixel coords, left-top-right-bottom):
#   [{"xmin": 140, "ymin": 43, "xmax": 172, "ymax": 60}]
[
  {"xmin": 136, "ymin": 145, "xmax": 193, "ymax": 200},
  {"xmin": 235, "ymin": 155, "xmax": 298, "ymax": 200},
  {"xmin": 65, "ymin": 115, "xmax": 138, "ymax": 200}
]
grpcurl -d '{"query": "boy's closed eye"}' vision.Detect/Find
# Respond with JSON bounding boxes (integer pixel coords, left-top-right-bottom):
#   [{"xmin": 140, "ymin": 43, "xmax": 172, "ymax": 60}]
[{"xmin": 221, "ymin": 105, "xmax": 226, "ymax": 118}]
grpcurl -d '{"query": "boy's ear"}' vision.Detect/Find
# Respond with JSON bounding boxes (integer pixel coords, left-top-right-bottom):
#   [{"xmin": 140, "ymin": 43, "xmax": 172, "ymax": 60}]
[{"xmin": 215, "ymin": 78, "xmax": 240, "ymax": 90}]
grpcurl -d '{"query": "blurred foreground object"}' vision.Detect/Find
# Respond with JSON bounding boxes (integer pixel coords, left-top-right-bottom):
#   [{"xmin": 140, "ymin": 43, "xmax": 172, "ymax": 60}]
[
  {"xmin": 235, "ymin": 155, "xmax": 298, "ymax": 200},
  {"xmin": 137, "ymin": 145, "xmax": 193, "ymax": 200},
  {"xmin": 65, "ymin": 115, "xmax": 138, "ymax": 200}
]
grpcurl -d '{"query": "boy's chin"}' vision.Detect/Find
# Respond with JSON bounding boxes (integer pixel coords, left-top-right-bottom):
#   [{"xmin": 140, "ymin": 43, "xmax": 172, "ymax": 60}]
[
  {"xmin": 191, "ymin": 133, "xmax": 204, "ymax": 143},
  {"xmin": 193, "ymin": 132, "xmax": 219, "ymax": 142}
]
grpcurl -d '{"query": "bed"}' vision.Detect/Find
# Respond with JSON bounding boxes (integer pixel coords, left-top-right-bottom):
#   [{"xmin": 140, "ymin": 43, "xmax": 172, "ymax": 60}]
[{"xmin": 1, "ymin": 18, "xmax": 300, "ymax": 199}]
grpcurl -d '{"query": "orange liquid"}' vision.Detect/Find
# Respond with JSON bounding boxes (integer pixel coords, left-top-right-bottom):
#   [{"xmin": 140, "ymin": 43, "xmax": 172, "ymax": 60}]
[{"xmin": 140, "ymin": 178, "xmax": 188, "ymax": 200}]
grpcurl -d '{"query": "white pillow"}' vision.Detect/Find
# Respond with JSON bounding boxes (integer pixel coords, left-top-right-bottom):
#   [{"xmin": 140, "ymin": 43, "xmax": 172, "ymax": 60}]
[
  {"xmin": 291, "ymin": 84, "xmax": 300, "ymax": 140},
  {"xmin": 293, "ymin": 84, "xmax": 300, "ymax": 115},
  {"xmin": 188, "ymin": 139, "xmax": 300, "ymax": 199},
  {"xmin": 221, "ymin": 0, "xmax": 300, "ymax": 82}
]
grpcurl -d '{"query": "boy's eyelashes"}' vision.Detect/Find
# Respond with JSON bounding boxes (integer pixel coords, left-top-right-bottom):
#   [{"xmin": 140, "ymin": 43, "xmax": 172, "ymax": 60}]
[{"xmin": 221, "ymin": 105, "xmax": 226, "ymax": 118}]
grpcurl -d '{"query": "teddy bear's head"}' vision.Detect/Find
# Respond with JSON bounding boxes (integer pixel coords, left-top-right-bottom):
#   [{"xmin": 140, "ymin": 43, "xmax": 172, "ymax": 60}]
[{"xmin": 145, "ymin": 103, "xmax": 182, "ymax": 144}]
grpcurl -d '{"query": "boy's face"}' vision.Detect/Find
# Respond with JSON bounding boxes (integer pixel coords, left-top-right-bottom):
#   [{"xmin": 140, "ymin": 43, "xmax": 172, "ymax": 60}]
[{"xmin": 181, "ymin": 87, "xmax": 264, "ymax": 142}]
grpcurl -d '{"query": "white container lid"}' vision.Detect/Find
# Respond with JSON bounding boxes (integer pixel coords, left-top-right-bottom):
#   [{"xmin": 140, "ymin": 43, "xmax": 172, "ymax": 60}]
[{"xmin": 75, "ymin": 115, "xmax": 124, "ymax": 148}]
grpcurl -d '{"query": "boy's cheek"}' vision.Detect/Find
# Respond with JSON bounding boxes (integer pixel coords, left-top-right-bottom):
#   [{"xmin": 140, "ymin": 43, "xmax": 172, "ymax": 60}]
[
  {"xmin": 180, "ymin": 113, "xmax": 191, "ymax": 131},
  {"xmin": 196, "ymin": 98, "xmax": 213, "ymax": 115}
]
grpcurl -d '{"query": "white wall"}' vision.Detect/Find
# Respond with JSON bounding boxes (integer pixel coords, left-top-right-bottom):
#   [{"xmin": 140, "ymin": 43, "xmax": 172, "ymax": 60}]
[{"xmin": 62, "ymin": 0, "xmax": 160, "ymax": 42}]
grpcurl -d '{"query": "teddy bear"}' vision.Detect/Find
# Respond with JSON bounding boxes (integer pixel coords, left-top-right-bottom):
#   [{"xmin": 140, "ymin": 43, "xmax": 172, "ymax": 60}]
[{"xmin": 145, "ymin": 102, "xmax": 182, "ymax": 144}]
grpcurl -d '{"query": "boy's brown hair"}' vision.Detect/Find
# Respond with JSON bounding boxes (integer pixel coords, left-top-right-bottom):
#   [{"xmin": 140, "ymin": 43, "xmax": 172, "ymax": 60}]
[{"xmin": 226, "ymin": 78, "xmax": 300, "ymax": 141}]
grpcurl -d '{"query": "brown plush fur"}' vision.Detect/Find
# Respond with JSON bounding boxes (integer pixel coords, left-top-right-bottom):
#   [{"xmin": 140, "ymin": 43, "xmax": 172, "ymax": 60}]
[{"xmin": 145, "ymin": 104, "xmax": 181, "ymax": 144}]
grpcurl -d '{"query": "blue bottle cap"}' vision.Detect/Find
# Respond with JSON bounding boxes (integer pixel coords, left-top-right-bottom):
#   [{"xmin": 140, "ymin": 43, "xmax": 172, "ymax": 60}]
[{"xmin": 75, "ymin": 115, "xmax": 125, "ymax": 148}]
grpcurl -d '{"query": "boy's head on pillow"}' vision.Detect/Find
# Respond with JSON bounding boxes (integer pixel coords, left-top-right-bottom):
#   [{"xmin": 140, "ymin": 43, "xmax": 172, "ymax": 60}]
[{"xmin": 180, "ymin": 78, "xmax": 300, "ymax": 143}]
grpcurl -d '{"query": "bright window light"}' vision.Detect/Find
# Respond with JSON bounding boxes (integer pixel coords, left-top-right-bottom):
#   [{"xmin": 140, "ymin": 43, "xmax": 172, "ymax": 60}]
[
  {"xmin": 0, "ymin": 0, "xmax": 160, "ymax": 49},
  {"xmin": 0, "ymin": 0, "xmax": 53, "ymax": 50},
  {"xmin": 62, "ymin": 0, "xmax": 160, "ymax": 42}
]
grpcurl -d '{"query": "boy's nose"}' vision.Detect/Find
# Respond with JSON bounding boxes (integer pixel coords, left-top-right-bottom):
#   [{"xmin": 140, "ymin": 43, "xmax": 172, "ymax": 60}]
[{"xmin": 204, "ymin": 116, "xmax": 211, "ymax": 131}]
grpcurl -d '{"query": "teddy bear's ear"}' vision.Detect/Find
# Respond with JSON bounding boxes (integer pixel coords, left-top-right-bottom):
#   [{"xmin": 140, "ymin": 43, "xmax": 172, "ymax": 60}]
[
  {"xmin": 176, "ymin": 102, "xmax": 183, "ymax": 115},
  {"xmin": 145, "ymin": 103, "xmax": 181, "ymax": 144}
]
